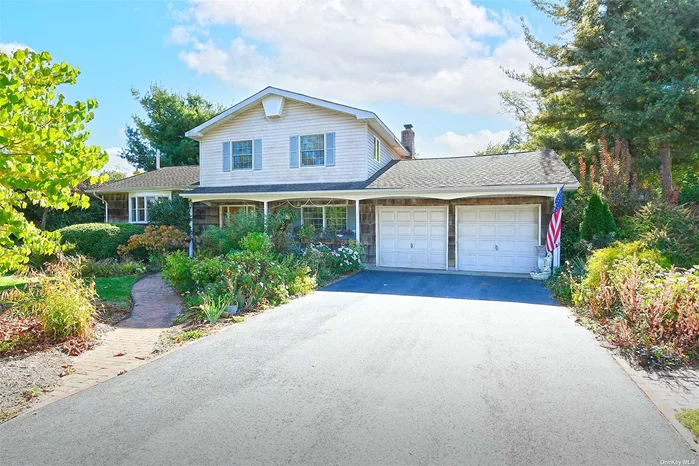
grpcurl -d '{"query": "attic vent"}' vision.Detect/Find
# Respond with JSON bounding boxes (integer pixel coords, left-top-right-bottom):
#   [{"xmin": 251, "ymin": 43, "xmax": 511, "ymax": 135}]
[{"xmin": 262, "ymin": 95, "xmax": 285, "ymax": 119}]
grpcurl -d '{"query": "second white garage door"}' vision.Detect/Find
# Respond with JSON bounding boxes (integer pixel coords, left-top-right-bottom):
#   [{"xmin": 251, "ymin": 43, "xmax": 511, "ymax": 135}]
[
  {"xmin": 377, "ymin": 206, "xmax": 447, "ymax": 270},
  {"xmin": 457, "ymin": 205, "xmax": 540, "ymax": 274}
]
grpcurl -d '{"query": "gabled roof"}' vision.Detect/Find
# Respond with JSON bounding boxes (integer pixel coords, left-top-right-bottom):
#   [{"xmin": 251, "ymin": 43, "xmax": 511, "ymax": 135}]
[
  {"xmin": 88, "ymin": 166, "xmax": 199, "ymax": 193},
  {"xmin": 183, "ymin": 150, "xmax": 579, "ymax": 196},
  {"xmin": 185, "ymin": 86, "xmax": 410, "ymax": 157}
]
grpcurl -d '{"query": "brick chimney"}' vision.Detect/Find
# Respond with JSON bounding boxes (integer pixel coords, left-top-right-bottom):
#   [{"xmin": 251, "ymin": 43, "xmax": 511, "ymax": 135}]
[{"xmin": 401, "ymin": 124, "xmax": 415, "ymax": 157}]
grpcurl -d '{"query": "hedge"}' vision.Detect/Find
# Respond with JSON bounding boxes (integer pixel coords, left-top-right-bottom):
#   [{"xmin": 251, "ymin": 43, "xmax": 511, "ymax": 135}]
[{"xmin": 57, "ymin": 223, "xmax": 144, "ymax": 260}]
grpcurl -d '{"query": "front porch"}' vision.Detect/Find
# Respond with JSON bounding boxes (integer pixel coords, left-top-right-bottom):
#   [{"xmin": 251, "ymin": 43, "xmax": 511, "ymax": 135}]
[{"xmin": 184, "ymin": 188, "xmax": 562, "ymax": 273}]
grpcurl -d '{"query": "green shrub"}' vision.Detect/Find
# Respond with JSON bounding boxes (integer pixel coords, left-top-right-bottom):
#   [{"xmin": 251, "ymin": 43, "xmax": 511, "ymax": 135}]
[
  {"xmin": 239, "ymin": 232, "xmax": 273, "ymax": 254},
  {"xmin": 57, "ymin": 223, "xmax": 144, "ymax": 260},
  {"xmin": 80, "ymin": 257, "xmax": 146, "ymax": 278},
  {"xmin": 201, "ymin": 210, "xmax": 264, "ymax": 255},
  {"xmin": 560, "ymin": 190, "xmax": 589, "ymax": 262},
  {"xmin": 623, "ymin": 202, "xmax": 699, "ymax": 268},
  {"xmin": 171, "ymin": 329, "xmax": 202, "ymax": 342},
  {"xmin": 162, "ymin": 251, "xmax": 196, "ymax": 295},
  {"xmin": 581, "ymin": 241, "xmax": 670, "ymax": 291},
  {"xmin": 579, "ymin": 192, "xmax": 619, "ymax": 241},
  {"xmin": 148, "ymin": 195, "xmax": 191, "ymax": 234},
  {"xmin": 545, "ymin": 257, "xmax": 585, "ymax": 306},
  {"xmin": 678, "ymin": 172, "xmax": 699, "ymax": 205}
]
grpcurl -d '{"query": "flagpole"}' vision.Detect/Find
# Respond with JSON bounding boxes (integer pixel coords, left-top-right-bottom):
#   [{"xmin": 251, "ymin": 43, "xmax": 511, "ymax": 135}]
[{"xmin": 553, "ymin": 185, "xmax": 563, "ymax": 269}]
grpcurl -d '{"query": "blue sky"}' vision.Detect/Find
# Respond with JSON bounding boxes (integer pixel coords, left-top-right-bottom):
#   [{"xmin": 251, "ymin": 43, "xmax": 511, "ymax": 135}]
[{"xmin": 1, "ymin": 0, "xmax": 557, "ymax": 173}]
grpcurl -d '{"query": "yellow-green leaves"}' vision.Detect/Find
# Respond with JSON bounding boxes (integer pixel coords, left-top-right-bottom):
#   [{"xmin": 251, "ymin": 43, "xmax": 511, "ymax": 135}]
[{"xmin": 0, "ymin": 49, "xmax": 108, "ymax": 273}]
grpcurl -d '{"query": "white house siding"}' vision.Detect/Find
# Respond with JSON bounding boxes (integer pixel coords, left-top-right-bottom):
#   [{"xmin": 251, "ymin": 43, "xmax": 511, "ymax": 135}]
[
  {"xmin": 199, "ymin": 100, "xmax": 368, "ymax": 188},
  {"xmin": 366, "ymin": 128, "xmax": 400, "ymax": 178}
]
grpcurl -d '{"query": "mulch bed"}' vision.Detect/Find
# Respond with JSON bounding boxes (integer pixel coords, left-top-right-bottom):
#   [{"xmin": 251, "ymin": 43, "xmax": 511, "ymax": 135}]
[{"xmin": 0, "ymin": 301, "xmax": 133, "ymax": 423}]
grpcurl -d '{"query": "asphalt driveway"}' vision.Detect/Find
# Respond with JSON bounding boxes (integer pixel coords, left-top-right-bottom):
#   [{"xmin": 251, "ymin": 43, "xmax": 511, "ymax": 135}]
[{"xmin": 1, "ymin": 271, "xmax": 695, "ymax": 465}]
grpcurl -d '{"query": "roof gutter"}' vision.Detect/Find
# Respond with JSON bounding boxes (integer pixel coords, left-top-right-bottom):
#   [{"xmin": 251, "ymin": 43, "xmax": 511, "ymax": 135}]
[{"xmin": 181, "ymin": 182, "xmax": 579, "ymax": 202}]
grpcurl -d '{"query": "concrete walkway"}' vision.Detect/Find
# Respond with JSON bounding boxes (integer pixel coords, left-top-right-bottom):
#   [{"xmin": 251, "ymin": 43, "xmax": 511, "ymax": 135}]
[{"xmin": 32, "ymin": 274, "xmax": 182, "ymax": 409}]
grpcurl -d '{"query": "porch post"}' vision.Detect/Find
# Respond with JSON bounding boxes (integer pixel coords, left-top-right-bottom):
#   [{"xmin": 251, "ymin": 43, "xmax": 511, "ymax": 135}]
[
  {"xmin": 188, "ymin": 201, "xmax": 194, "ymax": 258},
  {"xmin": 263, "ymin": 201, "xmax": 269, "ymax": 232},
  {"xmin": 355, "ymin": 199, "xmax": 360, "ymax": 242}
]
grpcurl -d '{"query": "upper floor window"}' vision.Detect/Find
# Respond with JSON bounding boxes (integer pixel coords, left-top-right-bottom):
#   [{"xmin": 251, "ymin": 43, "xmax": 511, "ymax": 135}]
[
  {"xmin": 373, "ymin": 136, "xmax": 380, "ymax": 162},
  {"xmin": 300, "ymin": 134, "xmax": 325, "ymax": 166},
  {"xmin": 130, "ymin": 195, "xmax": 167, "ymax": 223},
  {"xmin": 231, "ymin": 140, "xmax": 253, "ymax": 170}
]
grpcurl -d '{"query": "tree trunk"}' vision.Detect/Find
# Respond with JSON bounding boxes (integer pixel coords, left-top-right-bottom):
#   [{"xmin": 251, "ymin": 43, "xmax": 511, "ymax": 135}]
[
  {"xmin": 40, "ymin": 208, "xmax": 48, "ymax": 231},
  {"xmin": 658, "ymin": 141, "xmax": 674, "ymax": 202}
]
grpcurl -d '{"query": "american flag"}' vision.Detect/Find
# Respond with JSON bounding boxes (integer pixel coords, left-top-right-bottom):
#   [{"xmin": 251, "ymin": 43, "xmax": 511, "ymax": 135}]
[{"xmin": 546, "ymin": 187, "xmax": 564, "ymax": 253}]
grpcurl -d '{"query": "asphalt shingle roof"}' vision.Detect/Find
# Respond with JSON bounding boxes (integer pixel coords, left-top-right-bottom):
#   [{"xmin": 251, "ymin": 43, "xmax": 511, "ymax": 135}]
[
  {"xmin": 90, "ymin": 166, "xmax": 200, "ymax": 192},
  {"xmin": 186, "ymin": 150, "xmax": 578, "ymax": 195}
]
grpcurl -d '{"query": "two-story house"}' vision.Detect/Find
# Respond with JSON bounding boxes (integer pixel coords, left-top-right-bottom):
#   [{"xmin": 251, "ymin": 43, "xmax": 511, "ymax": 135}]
[{"xmin": 90, "ymin": 87, "xmax": 579, "ymax": 274}]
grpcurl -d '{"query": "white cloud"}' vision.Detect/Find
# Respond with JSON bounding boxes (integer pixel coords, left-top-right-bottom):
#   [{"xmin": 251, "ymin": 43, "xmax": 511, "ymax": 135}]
[
  {"xmin": 102, "ymin": 147, "xmax": 136, "ymax": 175},
  {"xmin": 0, "ymin": 42, "xmax": 34, "ymax": 55},
  {"xmin": 170, "ymin": 0, "xmax": 540, "ymax": 115},
  {"xmin": 433, "ymin": 129, "xmax": 510, "ymax": 156}
]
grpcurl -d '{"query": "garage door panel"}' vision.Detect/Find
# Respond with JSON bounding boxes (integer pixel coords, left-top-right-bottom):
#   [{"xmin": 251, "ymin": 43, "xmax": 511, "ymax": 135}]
[
  {"xmin": 412, "ymin": 210, "xmax": 429, "ymax": 222},
  {"xmin": 378, "ymin": 207, "xmax": 447, "ymax": 270},
  {"xmin": 479, "ymin": 225, "xmax": 497, "ymax": 237},
  {"xmin": 497, "ymin": 225, "xmax": 517, "ymax": 238},
  {"xmin": 479, "ymin": 210, "xmax": 496, "ymax": 222},
  {"xmin": 497, "ymin": 210, "xmax": 517, "ymax": 222},
  {"xmin": 396, "ymin": 211, "xmax": 411, "ymax": 222},
  {"xmin": 457, "ymin": 205, "xmax": 540, "ymax": 274},
  {"xmin": 413, "ymin": 224, "xmax": 429, "ymax": 236}
]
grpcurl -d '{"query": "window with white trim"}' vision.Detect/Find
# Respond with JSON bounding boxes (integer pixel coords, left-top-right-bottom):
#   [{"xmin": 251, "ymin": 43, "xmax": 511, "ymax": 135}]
[
  {"xmin": 373, "ymin": 136, "xmax": 380, "ymax": 162},
  {"xmin": 325, "ymin": 206, "xmax": 348, "ymax": 231},
  {"xmin": 130, "ymin": 195, "xmax": 168, "ymax": 223},
  {"xmin": 231, "ymin": 140, "xmax": 253, "ymax": 170},
  {"xmin": 301, "ymin": 206, "xmax": 324, "ymax": 229},
  {"xmin": 220, "ymin": 204, "xmax": 255, "ymax": 226},
  {"xmin": 300, "ymin": 134, "xmax": 325, "ymax": 166}
]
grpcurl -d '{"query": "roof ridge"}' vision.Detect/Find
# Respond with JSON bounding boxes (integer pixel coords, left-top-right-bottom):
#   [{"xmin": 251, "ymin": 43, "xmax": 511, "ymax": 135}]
[{"xmin": 406, "ymin": 150, "xmax": 548, "ymax": 161}]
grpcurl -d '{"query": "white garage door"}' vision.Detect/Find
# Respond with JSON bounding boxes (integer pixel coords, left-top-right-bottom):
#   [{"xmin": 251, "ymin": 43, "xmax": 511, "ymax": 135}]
[
  {"xmin": 378, "ymin": 206, "xmax": 447, "ymax": 270},
  {"xmin": 457, "ymin": 205, "xmax": 540, "ymax": 274}
]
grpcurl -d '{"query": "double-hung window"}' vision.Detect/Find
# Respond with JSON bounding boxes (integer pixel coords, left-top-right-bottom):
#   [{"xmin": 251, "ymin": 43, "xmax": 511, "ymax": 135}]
[
  {"xmin": 300, "ymin": 134, "xmax": 325, "ymax": 166},
  {"xmin": 301, "ymin": 207, "xmax": 324, "ymax": 229},
  {"xmin": 325, "ymin": 206, "xmax": 348, "ymax": 231},
  {"xmin": 130, "ymin": 195, "xmax": 168, "ymax": 223},
  {"xmin": 301, "ymin": 205, "xmax": 348, "ymax": 232},
  {"xmin": 231, "ymin": 140, "xmax": 253, "ymax": 170},
  {"xmin": 373, "ymin": 136, "xmax": 380, "ymax": 162}
]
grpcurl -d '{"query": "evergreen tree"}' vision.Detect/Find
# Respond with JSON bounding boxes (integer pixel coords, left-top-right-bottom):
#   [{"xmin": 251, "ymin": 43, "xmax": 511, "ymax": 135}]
[{"xmin": 580, "ymin": 192, "xmax": 619, "ymax": 240}]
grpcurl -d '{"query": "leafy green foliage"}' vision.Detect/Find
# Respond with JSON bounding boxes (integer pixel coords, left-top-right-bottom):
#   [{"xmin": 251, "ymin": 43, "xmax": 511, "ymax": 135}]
[
  {"xmin": 504, "ymin": 0, "xmax": 699, "ymax": 198},
  {"xmin": 79, "ymin": 257, "xmax": 145, "ymax": 278},
  {"xmin": 120, "ymin": 84, "xmax": 224, "ymax": 170},
  {"xmin": 199, "ymin": 293, "xmax": 229, "ymax": 325},
  {"xmin": 171, "ymin": 329, "xmax": 202, "ymax": 342},
  {"xmin": 201, "ymin": 210, "xmax": 264, "ymax": 255},
  {"xmin": 58, "ymin": 223, "xmax": 144, "ymax": 260},
  {"xmin": 148, "ymin": 195, "xmax": 191, "ymax": 235},
  {"xmin": 623, "ymin": 202, "xmax": 699, "ymax": 268},
  {"xmin": 678, "ymin": 172, "xmax": 699, "ymax": 205},
  {"xmin": 2, "ymin": 257, "xmax": 97, "ymax": 339},
  {"xmin": 580, "ymin": 241, "xmax": 670, "ymax": 293},
  {"xmin": 579, "ymin": 193, "xmax": 619, "ymax": 241},
  {"xmin": 0, "ymin": 49, "xmax": 109, "ymax": 272}
]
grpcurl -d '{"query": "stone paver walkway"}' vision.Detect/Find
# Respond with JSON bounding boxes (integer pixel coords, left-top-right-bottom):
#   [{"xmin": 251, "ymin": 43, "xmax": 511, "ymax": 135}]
[
  {"xmin": 614, "ymin": 355, "xmax": 699, "ymax": 447},
  {"xmin": 32, "ymin": 274, "xmax": 182, "ymax": 410}
]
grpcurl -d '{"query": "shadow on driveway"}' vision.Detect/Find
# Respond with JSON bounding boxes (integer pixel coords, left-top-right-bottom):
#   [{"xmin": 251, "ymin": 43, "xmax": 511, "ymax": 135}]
[{"xmin": 323, "ymin": 270, "xmax": 558, "ymax": 306}]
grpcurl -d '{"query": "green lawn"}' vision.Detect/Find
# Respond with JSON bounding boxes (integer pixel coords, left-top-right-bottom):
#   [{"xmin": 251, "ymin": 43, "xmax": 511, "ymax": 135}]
[
  {"xmin": 93, "ymin": 275, "xmax": 142, "ymax": 307},
  {"xmin": 0, "ymin": 275, "xmax": 30, "ymax": 290},
  {"xmin": 676, "ymin": 409, "xmax": 699, "ymax": 438}
]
